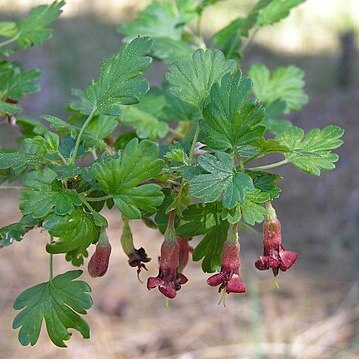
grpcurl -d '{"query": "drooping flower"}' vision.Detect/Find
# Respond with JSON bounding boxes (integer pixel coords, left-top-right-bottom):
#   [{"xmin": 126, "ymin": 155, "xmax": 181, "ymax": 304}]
[
  {"xmin": 88, "ymin": 231, "xmax": 112, "ymax": 278},
  {"xmin": 120, "ymin": 216, "xmax": 151, "ymax": 279},
  {"xmin": 207, "ymin": 226, "xmax": 246, "ymax": 295},
  {"xmin": 147, "ymin": 212, "xmax": 188, "ymax": 299},
  {"xmin": 147, "ymin": 240, "xmax": 188, "ymax": 298},
  {"xmin": 255, "ymin": 203, "xmax": 297, "ymax": 276}
]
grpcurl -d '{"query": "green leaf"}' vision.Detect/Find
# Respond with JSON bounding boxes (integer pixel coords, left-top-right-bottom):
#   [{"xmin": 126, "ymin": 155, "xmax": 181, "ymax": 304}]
[
  {"xmin": 131, "ymin": 87, "xmax": 167, "ymax": 118},
  {"xmin": 44, "ymin": 210, "xmax": 100, "ymax": 260},
  {"xmin": 16, "ymin": 1, "xmax": 65, "ymax": 48},
  {"xmin": 16, "ymin": 117, "xmax": 48, "ymax": 137},
  {"xmin": 250, "ymin": 138, "xmax": 290, "ymax": 156},
  {"xmin": 91, "ymin": 139, "xmax": 164, "ymax": 219},
  {"xmin": 189, "ymin": 151, "xmax": 254, "ymax": 208},
  {"xmin": 13, "ymin": 270, "xmax": 92, "ymax": 347},
  {"xmin": 249, "ymin": 64, "xmax": 308, "ymax": 112},
  {"xmin": 118, "ymin": 1, "xmax": 195, "ymax": 62},
  {"xmin": 52, "ymin": 165, "xmax": 84, "ymax": 180},
  {"xmin": 192, "ymin": 219, "xmax": 229, "ymax": 272},
  {"xmin": 0, "ymin": 64, "xmax": 41, "ymax": 100},
  {"xmin": 85, "ymin": 115, "xmax": 118, "ymax": 141},
  {"xmin": 25, "ymin": 132, "xmax": 60, "ymax": 156},
  {"xmin": 0, "ymin": 152, "xmax": 44, "ymax": 169},
  {"xmin": 251, "ymin": 171, "xmax": 281, "ymax": 199},
  {"xmin": 153, "ymin": 189, "xmax": 175, "ymax": 231},
  {"xmin": 213, "ymin": 0, "xmax": 305, "ymax": 57},
  {"xmin": 166, "ymin": 48, "xmax": 236, "ymax": 108},
  {"xmin": 196, "ymin": 0, "xmax": 224, "ymax": 15},
  {"xmin": 42, "ymin": 114, "xmax": 75, "ymax": 133},
  {"xmin": 20, "ymin": 168, "xmax": 82, "ymax": 219},
  {"xmin": 240, "ymin": 189, "xmax": 269, "ymax": 225},
  {"xmin": 164, "ymin": 148, "xmax": 188, "ymax": 164},
  {"xmin": 264, "ymin": 99, "xmax": 287, "ymax": 119},
  {"xmin": 69, "ymin": 88, "xmax": 94, "ymax": 115},
  {"xmin": 202, "ymin": 71, "xmax": 265, "ymax": 150},
  {"xmin": 256, "ymin": 0, "xmax": 305, "ymax": 26},
  {"xmin": 118, "ymin": 1, "xmax": 183, "ymax": 41},
  {"xmin": 0, "ymin": 100, "xmax": 22, "ymax": 115},
  {"xmin": 176, "ymin": 202, "xmax": 220, "ymax": 237},
  {"xmin": 112, "ymin": 185, "xmax": 164, "ymax": 219},
  {"xmin": 152, "ymin": 37, "xmax": 193, "ymax": 62},
  {"xmin": 162, "ymin": 92, "xmax": 198, "ymax": 122},
  {"xmin": 85, "ymin": 37, "xmax": 152, "ymax": 116},
  {"xmin": 120, "ymin": 106, "xmax": 168, "ymax": 139},
  {"xmin": 177, "ymin": 0, "xmax": 199, "ymax": 20},
  {"xmin": 42, "ymin": 115, "xmax": 111, "ymax": 151},
  {"xmin": 276, "ymin": 125, "xmax": 344, "ymax": 175},
  {"xmin": 263, "ymin": 118, "xmax": 293, "ymax": 135},
  {"xmin": 0, "ymin": 215, "xmax": 38, "ymax": 247},
  {"xmin": 213, "ymin": 16, "xmax": 255, "ymax": 47},
  {"xmin": 0, "ymin": 22, "xmax": 17, "ymax": 38}
]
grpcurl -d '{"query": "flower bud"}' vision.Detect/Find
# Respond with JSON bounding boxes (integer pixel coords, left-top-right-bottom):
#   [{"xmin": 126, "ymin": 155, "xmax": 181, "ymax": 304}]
[{"xmin": 88, "ymin": 235, "xmax": 111, "ymax": 278}]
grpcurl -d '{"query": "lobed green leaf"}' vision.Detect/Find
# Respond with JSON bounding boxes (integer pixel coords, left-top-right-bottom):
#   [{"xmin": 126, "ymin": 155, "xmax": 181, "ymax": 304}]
[
  {"xmin": 189, "ymin": 151, "xmax": 254, "ymax": 209},
  {"xmin": 13, "ymin": 270, "xmax": 92, "ymax": 347},
  {"xmin": 16, "ymin": 1, "xmax": 65, "ymax": 48},
  {"xmin": 44, "ymin": 209, "xmax": 100, "ymax": 264},
  {"xmin": 276, "ymin": 125, "xmax": 344, "ymax": 175},
  {"xmin": 202, "ymin": 71, "xmax": 265, "ymax": 150},
  {"xmin": 256, "ymin": 0, "xmax": 306, "ymax": 26},
  {"xmin": 20, "ymin": 168, "xmax": 82, "ymax": 219},
  {"xmin": 166, "ymin": 48, "xmax": 236, "ymax": 108},
  {"xmin": 249, "ymin": 64, "xmax": 308, "ymax": 112},
  {"xmin": 85, "ymin": 37, "xmax": 152, "ymax": 116},
  {"xmin": 91, "ymin": 139, "xmax": 164, "ymax": 218},
  {"xmin": 0, "ymin": 152, "xmax": 44, "ymax": 170}
]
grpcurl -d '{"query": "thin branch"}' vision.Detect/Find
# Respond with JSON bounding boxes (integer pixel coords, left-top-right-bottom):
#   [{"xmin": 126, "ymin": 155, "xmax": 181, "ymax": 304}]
[
  {"xmin": 247, "ymin": 159, "xmax": 289, "ymax": 171},
  {"xmin": 85, "ymin": 195, "xmax": 112, "ymax": 202},
  {"xmin": 70, "ymin": 107, "xmax": 97, "ymax": 164},
  {"xmin": 242, "ymin": 26, "xmax": 260, "ymax": 54},
  {"xmin": 0, "ymin": 34, "xmax": 19, "ymax": 48},
  {"xmin": 57, "ymin": 151, "xmax": 68, "ymax": 165},
  {"xmin": 189, "ymin": 123, "xmax": 200, "ymax": 165}
]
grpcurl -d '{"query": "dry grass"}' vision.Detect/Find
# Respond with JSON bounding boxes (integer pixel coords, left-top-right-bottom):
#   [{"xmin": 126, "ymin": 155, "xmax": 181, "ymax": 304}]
[{"xmin": 0, "ymin": 193, "xmax": 358, "ymax": 359}]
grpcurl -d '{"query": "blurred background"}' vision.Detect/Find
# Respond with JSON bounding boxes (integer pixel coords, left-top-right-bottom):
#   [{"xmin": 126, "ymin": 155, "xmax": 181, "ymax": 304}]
[{"xmin": 0, "ymin": 0, "xmax": 358, "ymax": 358}]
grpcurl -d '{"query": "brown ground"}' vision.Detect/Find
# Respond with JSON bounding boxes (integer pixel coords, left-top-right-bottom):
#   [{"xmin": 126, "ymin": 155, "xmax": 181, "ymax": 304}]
[{"xmin": 0, "ymin": 188, "xmax": 358, "ymax": 359}]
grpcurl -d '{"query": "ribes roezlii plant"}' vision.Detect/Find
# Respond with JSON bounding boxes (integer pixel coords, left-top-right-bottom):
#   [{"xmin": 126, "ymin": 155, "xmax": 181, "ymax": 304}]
[{"xmin": 0, "ymin": 0, "xmax": 344, "ymax": 347}]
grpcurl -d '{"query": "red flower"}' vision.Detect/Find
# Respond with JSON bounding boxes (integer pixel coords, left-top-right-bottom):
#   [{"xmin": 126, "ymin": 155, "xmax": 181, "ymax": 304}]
[
  {"xmin": 207, "ymin": 240, "xmax": 246, "ymax": 294},
  {"xmin": 147, "ymin": 240, "xmax": 188, "ymax": 299},
  {"xmin": 88, "ymin": 238, "xmax": 112, "ymax": 278},
  {"xmin": 255, "ymin": 216, "xmax": 297, "ymax": 276}
]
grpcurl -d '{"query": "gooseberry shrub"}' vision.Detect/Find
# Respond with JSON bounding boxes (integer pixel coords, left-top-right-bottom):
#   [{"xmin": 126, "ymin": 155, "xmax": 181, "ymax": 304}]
[{"xmin": 0, "ymin": 0, "xmax": 344, "ymax": 347}]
